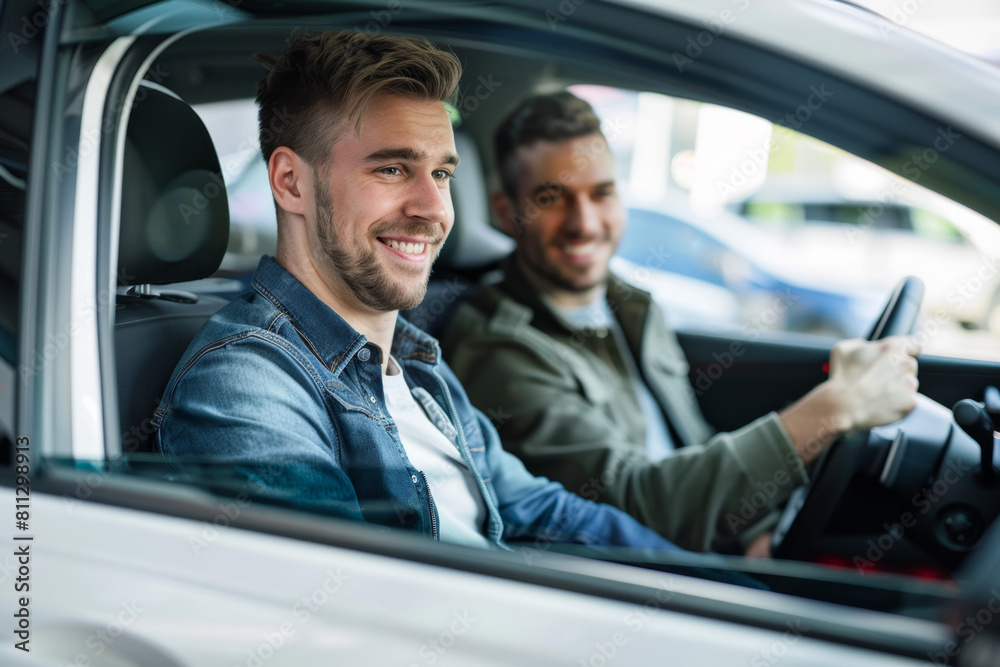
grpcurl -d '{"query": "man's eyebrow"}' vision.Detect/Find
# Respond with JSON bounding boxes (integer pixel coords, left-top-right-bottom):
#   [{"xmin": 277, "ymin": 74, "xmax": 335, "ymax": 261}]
[
  {"xmin": 528, "ymin": 182, "xmax": 565, "ymax": 198},
  {"xmin": 364, "ymin": 147, "xmax": 460, "ymax": 166}
]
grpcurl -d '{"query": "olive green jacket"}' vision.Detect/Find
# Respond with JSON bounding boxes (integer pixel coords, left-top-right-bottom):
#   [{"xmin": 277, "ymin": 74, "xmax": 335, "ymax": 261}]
[{"xmin": 441, "ymin": 259, "xmax": 809, "ymax": 552}]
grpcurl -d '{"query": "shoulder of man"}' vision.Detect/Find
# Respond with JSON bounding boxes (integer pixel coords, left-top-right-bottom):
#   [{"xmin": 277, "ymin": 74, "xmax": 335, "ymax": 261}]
[
  {"xmin": 442, "ymin": 283, "xmax": 582, "ymax": 370},
  {"xmin": 442, "ymin": 283, "xmax": 531, "ymax": 344}
]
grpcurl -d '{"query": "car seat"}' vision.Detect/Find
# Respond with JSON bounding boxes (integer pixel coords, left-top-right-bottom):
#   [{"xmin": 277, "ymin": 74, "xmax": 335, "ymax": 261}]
[{"xmin": 114, "ymin": 83, "xmax": 230, "ymax": 453}]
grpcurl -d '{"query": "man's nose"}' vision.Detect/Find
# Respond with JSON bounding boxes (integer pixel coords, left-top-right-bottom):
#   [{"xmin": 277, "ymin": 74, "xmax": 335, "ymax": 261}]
[
  {"xmin": 565, "ymin": 196, "xmax": 603, "ymax": 237},
  {"xmin": 403, "ymin": 173, "xmax": 450, "ymax": 224}
]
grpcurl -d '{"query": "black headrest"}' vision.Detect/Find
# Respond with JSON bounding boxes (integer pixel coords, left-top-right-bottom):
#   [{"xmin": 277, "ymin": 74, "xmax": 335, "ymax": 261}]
[{"xmin": 118, "ymin": 83, "xmax": 229, "ymax": 285}]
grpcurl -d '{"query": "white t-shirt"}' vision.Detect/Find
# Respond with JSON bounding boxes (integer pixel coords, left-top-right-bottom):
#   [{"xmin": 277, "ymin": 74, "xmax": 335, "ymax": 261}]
[{"xmin": 382, "ymin": 357, "xmax": 491, "ymax": 548}]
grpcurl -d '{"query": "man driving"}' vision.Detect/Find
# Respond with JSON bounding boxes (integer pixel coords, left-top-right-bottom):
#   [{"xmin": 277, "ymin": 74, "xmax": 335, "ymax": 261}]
[{"xmin": 442, "ymin": 91, "xmax": 920, "ymax": 553}]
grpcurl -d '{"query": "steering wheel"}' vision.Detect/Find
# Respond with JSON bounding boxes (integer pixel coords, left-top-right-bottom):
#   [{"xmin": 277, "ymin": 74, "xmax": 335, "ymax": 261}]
[
  {"xmin": 866, "ymin": 276, "xmax": 924, "ymax": 340},
  {"xmin": 771, "ymin": 276, "xmax": 924, "ymax": 560}
]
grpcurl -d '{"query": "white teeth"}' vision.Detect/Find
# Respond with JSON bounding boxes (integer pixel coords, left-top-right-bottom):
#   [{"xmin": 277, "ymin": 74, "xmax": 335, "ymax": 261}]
[
  {"xmin": 384, "ymin": 239, "xmax": 425, "ymax": 256},
  {"xmin": 563, "ymin": 242, "xmax": 596, "ymax": 255}
]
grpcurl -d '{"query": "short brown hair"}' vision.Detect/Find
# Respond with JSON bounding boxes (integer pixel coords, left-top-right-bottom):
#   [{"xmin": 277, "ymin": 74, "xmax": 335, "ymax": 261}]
[
  {"xmin": 255, "ymin": 30, "xmax": 462, "ymax": 167},
  {"xmin": 494, "ymin": 91, "xmax": 604, "ymax": 201}
]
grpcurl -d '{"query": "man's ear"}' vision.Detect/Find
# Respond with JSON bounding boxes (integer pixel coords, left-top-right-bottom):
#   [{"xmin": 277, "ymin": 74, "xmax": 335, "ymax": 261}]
[
  {"xmin": 268, "ymin": 147, "xmax": 311, "ymax": 218},
  {"xmin": 491, "ymin": 190, "xmax": 520, "ymax": 239}
]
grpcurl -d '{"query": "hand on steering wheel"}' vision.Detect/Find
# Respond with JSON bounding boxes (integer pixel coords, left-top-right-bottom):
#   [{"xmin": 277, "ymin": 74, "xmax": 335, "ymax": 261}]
[{"xmin": 772, "ymin": 276, "xmax": 924, "ymax": 560}]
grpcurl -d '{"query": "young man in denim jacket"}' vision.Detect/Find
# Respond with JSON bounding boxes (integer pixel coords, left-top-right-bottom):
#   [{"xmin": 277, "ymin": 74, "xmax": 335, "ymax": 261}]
[{"xmin": 155, "ymin": 31, "xmax": 681, "ymax": 552}]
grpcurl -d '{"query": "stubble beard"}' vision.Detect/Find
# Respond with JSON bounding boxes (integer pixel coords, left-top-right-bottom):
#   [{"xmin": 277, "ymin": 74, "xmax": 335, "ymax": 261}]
[
  {"xmin": 520, "ymin": 238, "xmax": 610, "ymax": 295},
  {"xmin": 314, "ymin": 180, "xmax": 441, "ymax": 312}
]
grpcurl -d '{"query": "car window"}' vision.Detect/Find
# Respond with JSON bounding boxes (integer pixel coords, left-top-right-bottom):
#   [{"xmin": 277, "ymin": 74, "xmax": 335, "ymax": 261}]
[
  {"xmin": 192, "ymin": 98, "xmax": 277, "ymax": 276},
  {"xmin": 615, "ymin": 209, "xmax": 730, "ymax": 287},
  {"xmin": 579, "ymin": 85, "xmax": 1000, "ymax": 360},
  {"xmin": 18, "ymin": 6, "xmax": 1000, "ymax": 662}
]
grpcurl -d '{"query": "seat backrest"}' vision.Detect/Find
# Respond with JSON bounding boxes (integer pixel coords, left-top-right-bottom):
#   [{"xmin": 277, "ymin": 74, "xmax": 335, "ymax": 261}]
[{"xmin": 114, "ymin": 83, "xmax": 230, "ymax": 453}]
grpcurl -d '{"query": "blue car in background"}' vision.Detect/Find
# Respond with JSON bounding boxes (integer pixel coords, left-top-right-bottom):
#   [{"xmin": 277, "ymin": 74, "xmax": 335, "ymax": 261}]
[{"xmin": 615, "ymin": 206, "xmax": 885, "ymax": 337}]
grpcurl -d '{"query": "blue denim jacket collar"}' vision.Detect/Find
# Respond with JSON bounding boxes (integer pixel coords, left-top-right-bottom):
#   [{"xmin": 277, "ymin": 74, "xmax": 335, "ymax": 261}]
[{"xmin": 252, "ymin": 255, "xmax": 440, "ymax": 372}]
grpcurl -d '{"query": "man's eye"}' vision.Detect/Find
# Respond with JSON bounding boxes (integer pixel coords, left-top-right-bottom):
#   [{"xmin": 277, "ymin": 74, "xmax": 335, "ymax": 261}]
[
  {"xmin": 378, "ymin": 166, "xmax": 402, "ymax": 176},
  {"xmin": 537, "ymin": 191, "xmax": 561, "ymax": 207},
  {"xmin": 433, "ymin": 169, "xmax": 455, "ymax": 182}
]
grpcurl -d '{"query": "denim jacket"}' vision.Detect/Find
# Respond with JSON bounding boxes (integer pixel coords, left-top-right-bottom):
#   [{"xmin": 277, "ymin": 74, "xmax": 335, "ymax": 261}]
[{"xmin": 154, "ymin": 256, "xmax": 680, "ymax": 552}]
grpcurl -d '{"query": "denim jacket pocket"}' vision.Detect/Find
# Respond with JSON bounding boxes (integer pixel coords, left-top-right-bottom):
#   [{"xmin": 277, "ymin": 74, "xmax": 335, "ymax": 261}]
[{"xmin": 324, "ymin": 379, "xmax": 378, "ymax": 418}]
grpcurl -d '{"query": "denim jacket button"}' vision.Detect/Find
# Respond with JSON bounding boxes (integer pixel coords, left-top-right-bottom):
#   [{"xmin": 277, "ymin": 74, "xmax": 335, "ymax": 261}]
[
  {"xmin": 357, "ymin": 348, "xmax": 371, "ymax": 362},
  {"xmin": 370, "ymin": 396, "xmax": 377, "ymax": 403},
  {"xmin": 411, "ymin": 474, "xmax": 418, "ymax": 484}
]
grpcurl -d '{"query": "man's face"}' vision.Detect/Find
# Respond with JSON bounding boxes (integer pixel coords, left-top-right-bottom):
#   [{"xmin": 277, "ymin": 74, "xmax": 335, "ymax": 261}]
[
  {"xmin": 508, "ymin": 133, "xmax": 625, "ymax": 302},
  {"xmin": 311, "ymin": 93, "xmax": 457, "ymax": 313}
]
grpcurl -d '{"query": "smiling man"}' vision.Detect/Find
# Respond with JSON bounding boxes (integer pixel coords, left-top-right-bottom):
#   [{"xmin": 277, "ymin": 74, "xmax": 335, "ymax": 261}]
[
  {"xmin": 155, "ymin": 32, "xmax": 683, "ymax": 552},
  {"xmin": 442, "ymin": 91, "xmax": 921, "ymax": 553}
]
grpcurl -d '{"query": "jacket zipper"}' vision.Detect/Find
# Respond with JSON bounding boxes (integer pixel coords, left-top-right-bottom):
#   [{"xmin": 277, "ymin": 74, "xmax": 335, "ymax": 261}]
[{"xmin": 419, "ymin": 470, "xmax": 439, "ymax": 541}]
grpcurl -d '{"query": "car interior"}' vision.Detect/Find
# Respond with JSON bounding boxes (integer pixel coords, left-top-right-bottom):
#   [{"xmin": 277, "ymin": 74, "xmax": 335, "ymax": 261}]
[
  {"xmin": 0, "ymin": 7, "xmax": 990, "ymax": 660},
  {"xmin": 77, "ymin": 13, "xmax": 1000, "ymax": 628}
]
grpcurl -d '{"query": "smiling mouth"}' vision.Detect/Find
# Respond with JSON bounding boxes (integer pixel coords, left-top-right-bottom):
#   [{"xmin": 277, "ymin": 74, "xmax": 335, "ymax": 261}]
[
  {"xmin": 562, "ymin": 241, "xmax": 598, "ymax": 256},
  {"xmin": 379, "ymin": 238, "xmax": 428, "ymax": 256}
]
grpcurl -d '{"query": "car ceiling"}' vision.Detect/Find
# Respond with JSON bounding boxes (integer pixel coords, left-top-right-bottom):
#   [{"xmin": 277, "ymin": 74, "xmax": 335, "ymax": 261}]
[{"xmin": 86, "ymin": 0, "xmax": 1000, "ymax": 227}]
